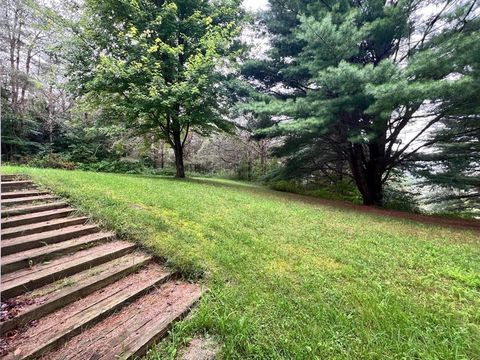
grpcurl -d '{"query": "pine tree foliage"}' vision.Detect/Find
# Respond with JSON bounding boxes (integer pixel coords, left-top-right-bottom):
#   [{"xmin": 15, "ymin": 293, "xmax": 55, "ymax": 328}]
[
  {"xmin": 411, "ymin": 14, "xmax": 480, "ymax": 215},
  {"xmin": 414, "ymin": 116, "xmax": 479, "ymax": 216},
  {"xmin": 243, "ymin": 0, "xmax": 480, "ymax": 206}
]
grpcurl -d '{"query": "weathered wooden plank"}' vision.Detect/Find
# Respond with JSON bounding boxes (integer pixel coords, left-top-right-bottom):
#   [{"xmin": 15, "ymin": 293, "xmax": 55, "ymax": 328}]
[
  {"xmin": 1, "ymin": 180, "xmax": 34, "ymax": 191},
  {"xmin": 1, "ymin": 217, "xmax": 88, "ymax": 240},
  {"xmin": 1, "ymin": 180, "xmax": 33, "ymax": 186},
  {"xmin": 45, "ymin": 281, "xmax": 201, "ymax": 360},
  {"xmin": 1, "ymin": 202, "xmax": 68, "ymax": 218},
  {"xmin": 1, "ymin": 231, "xmax": 114, "ymax": 274},
  {"xmin": 1, "ymin": 241, "xmax": 136, "ymax": 299},
  {"xmin": 0, "ymin": 253, "xmax": 153, "ymax": 335},
  {"xmin": 0, "ymin": 175, "xmax": 26, "ymax": 181},
  {"xmin": 2, "ymin": 240, "xmax": 132, "ymax": 284},
  {"xmin": 1, "ymin": 195, "xmax": 56, "ymax": 207},
  {"xmin": 1, "ymin": 224, "xmax": 100, "ymax": 256},
  {"xmin": 1, "ymin": 190, "xmax": 49, "ymax": 199},
  {"xmin": 2, "ymin": 265, "xmax": 172, "ymax": 360},
  {"xmin": 103, "ymin": 283, "xmax": 201, "ymax": 359},
  {"xmin": 1, "ymin": 208, "xmax": 75, "ymax": 228}
]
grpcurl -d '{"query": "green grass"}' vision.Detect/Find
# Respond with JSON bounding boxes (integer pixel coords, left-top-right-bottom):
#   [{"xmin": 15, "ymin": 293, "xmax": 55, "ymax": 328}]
[{"xmin": 3, "ymin": 166, "xmax": 479, "ymax": 359}]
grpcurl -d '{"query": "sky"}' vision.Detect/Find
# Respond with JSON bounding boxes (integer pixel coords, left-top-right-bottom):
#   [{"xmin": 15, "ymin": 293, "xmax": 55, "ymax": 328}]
[{"xmin": 242, "ymin": 0, "xmax": 269, "ymax": 11}]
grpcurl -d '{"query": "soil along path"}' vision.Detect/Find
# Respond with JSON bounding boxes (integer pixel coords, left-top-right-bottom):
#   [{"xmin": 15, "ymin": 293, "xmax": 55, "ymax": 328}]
[{"xmin": 0, "ymin": 174, "xmax": 201, "ymax": 359}]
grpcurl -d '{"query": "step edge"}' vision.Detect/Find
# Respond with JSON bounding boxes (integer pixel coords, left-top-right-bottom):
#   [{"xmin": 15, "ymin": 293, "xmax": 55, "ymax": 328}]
[
  {"xmin": 2, "ymin": 195, "xmax": 57, "ymax": 205},
  {"xmin": 1, "ymin": 208, "xmax": 75, "ymax": 223},
  {"xmin": 127, "ymin": 290, "xmax": 202, "ymax": 359},
  {"xmin": 1, "ymin": 191, "xmax": 50, "ymax": 199},
  {"xmin": 1, "ymin": 202, "xmax": 69, "ymax": 217},
  {"xmin": 8, "ymin": 269, "xmax": 173, "ymax": 360},
  {"xmin": 1, "ymin": 209, "xmax": 76, "ymax": 228},
  {"xmin": 0, "ymin": 255, "xmax": 154, "ymax": 336},
  {"xmin": 1, "ymin": 232, "xmax": 115, "ymax": 274},
  {"xmin": 1, "ymin": 225, "xmax": 102, "ymax": 256},
  {"xmin": 1, "ymin": 243, "xmax": 137, "ymax": 300},
  {"xmin": 1, "ymin": 224, "xmax": 101, "ymax": 245},
  {"xmin": 1, "ymin": 217, "xmax": 90, "ymax": 239}
]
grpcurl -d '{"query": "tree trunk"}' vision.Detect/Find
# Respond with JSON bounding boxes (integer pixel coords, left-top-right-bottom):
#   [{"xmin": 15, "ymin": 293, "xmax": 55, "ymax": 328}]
[
  {"xmin": 348, "ymin": 144, "xmax": 384, "ymax": 206},
  {"xmin": 153, "ymin": 142, "xmax": 165, "ymax": 169},
  {"xmin": 20, "ymin": 47, "xmax": 32, "ymax": 109},
  {"xmin": 259, "ymin": 140, "xmax": 266, "ymax": 175},
  {"xmin": 362, "ymin": 169, "xmax": 383, "ymax": 206},
  {"xmin": 172, "ymin": 132, "xmax": 185, "ymax": 178},
  {"xmin": 160, "ymin": 141, "xmax": 165, "ymax": 168},
  {"xmin": 48, "ymin": 84, "xmax": 54, "ymax": 145}
]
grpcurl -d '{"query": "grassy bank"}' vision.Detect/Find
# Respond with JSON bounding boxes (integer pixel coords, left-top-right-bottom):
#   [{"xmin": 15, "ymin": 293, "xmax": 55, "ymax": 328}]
[{"xmin": 3, "ymin": 166, "xmax": 479, "ymax": 359}]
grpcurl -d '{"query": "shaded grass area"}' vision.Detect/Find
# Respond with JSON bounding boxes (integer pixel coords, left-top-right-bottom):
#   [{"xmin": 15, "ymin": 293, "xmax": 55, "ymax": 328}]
[{"xmin": 3, "ymin": 166, "xmax": 479, "ymax": 359}]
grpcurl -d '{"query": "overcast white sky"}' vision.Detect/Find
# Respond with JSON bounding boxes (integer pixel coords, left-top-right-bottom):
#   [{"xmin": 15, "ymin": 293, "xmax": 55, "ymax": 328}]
[{"xmin": 242, "ymin": 0, "xmax": 268, "ymax": 11}]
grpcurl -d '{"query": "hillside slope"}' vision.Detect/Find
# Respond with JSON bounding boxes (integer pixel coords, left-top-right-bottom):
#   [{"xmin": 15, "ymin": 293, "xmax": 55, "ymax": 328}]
[{"xmin": 2, "ymin": 166, "xmax": 479, "ymax": 359}]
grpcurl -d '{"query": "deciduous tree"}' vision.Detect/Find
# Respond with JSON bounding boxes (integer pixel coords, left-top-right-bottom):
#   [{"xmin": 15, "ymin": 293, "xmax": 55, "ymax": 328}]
[{"xmin": 69, "ymin": 0, "xmax": 243, "ymax": 177}]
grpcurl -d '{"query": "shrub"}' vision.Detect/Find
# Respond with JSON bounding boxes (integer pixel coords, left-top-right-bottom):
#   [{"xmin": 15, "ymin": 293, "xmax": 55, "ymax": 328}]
[
  {"xmin": 382, "ymin": 185, "xmax": 420, "ymax": 213},
  {"xmin": 76, "ymin": 159, "xmax": 149, "ymax": 174},
  {"xmin": 269, "ymin": 180, "xmax": 302, "ymax": 193},
  {"xmin": 27, "ymin": 152, "xmax": 76, "ymax": 170},
  {"xmin": 268, "ymin": 178, "xmax": 362, "ymax": 204}
]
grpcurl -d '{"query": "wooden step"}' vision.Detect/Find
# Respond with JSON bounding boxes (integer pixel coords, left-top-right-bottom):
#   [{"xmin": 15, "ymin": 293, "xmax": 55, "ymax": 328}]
[
  {"xmin": 0, "ymin": 175, "xmax": 202, "ymax": 359},
  {"xmin": 0, "ymin": 175, "xmax": 26, "ymax": 181},
  {"xmin": 1, "ymin": 179, "xmax": 32, "ymax": 186},
  {"xmin": 1, "ymin": 240, "xmax": 135, "ymax": 299},
  {"xmin": 1, "ymin": 224, "xmax": 101, "ymax": 256},
  {"xmin": 0, "ymin": 174, "xmax": 24, "ymax": 181},
  {"xmin": 0, "ymin": 253, "xmax": 153, "ymax": 335},
  {"xmin": 1, "ymin": 202, "xmax": 68, "ymax": 218},
  {"xmin": 1, "ymin": 195, "xmax": 57, "ymax": 207},
  {"xmin": 1, "ymin": 217, "xmax": 89, "ymax": 240},
  {"xmin": 1, "ymin": 190, "xmax": 49, "ymax": 199},
  {"xmin": 1, "ymin": 208, "xmax": 75, "ymax": 228},
  {"xmin": 2, "ymin": 264, "xmax": 173, "ymax": 360},
  {"xmin": 1, "ymin": 180, "xmax": 34, "ymax": 191},
  {"xmin": 2, "ymin": 231, "xmax": 114, "ymax": 274},
  {"xmin": 48, "ymin": 281, "xmax": 202, "ymax": 360}
]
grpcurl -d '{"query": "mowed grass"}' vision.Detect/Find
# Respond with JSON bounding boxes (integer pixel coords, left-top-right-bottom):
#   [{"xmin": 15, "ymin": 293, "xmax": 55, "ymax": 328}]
[{"xmin": 3, "ymin": 166, "xmax": 479, "ymax": 359}]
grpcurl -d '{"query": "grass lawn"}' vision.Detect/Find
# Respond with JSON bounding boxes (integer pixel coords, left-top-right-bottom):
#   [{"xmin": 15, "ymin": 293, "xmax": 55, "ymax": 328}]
[{"xmin": 3, "ymin": 166, "xmax": 479, "ymax": 359}]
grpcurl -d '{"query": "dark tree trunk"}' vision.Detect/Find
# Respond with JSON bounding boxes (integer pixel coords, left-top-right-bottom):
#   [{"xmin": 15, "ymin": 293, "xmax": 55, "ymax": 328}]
[
  {"xmin": 153, "ymin": 142, "xmax": 165, "ymax": 169},
  {"xmin": 172, "ymin": 131, "xmax": 185, "ymax": 178},
  {"xmin": 160, "ymin": 142, "xmax": 165, "ymax": 169},
  {"xmin": 348, "ymin": 143, "xmax": 384, "ymax": 206},
  {"xmin": 361, "ymin": 169, "xmax": 383, "ymax": 206}
]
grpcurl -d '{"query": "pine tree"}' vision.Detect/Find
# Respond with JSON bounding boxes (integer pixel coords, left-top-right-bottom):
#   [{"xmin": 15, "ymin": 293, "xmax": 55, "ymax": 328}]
[{"xmin": 243, "ymin": 0, "xmax": 480, "ymax": 205}]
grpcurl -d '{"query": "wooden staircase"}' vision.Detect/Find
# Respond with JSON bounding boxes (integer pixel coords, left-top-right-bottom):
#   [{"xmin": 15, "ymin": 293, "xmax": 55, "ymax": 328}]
[{"xmin": 0, "ymin": 175, "xmax": 201, "ymax": 359}]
